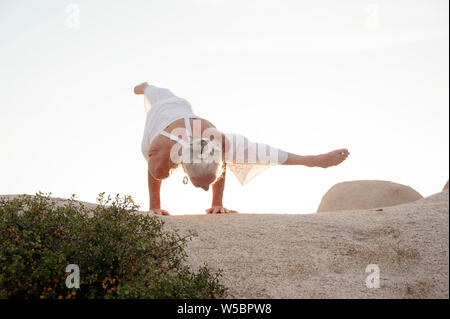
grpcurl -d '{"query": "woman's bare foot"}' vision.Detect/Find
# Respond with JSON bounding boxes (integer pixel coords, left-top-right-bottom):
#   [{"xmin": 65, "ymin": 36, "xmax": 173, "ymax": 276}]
[
  {"xmin": 313, "ymin": 149, "xmax": 349, "ymax": 168},
  {"xmin": 134, "ymin": 82, "xmax": 149, "ymax": 95}
]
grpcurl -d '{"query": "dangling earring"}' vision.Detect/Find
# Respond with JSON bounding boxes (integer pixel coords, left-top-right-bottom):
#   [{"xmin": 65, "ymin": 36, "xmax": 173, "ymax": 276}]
[{"xmin": 182, "ymin": 175, "xmax": 189, "ymax": 185}]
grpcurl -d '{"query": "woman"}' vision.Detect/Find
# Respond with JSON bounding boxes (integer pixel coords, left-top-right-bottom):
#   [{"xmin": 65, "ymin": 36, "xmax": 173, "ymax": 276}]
[{"xmin": 135, "ymin": 82, "xmax": 350, "ymax": 215}]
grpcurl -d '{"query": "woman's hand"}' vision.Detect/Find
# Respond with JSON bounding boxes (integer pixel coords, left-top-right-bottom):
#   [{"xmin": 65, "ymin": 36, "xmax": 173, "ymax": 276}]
[
  {"xmin": 205, "ymin": 206, "xmax": 238, "ymax": 214},
  {"xmin": 148, "ymin": 208, "xmax": 170, "ymax": 216}
]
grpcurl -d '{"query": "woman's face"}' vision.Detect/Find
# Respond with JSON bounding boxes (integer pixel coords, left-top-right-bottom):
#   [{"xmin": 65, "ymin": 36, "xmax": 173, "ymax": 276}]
[{"xmin": 189, "ymin": 173, "xmax": 217, "ymax": 191}]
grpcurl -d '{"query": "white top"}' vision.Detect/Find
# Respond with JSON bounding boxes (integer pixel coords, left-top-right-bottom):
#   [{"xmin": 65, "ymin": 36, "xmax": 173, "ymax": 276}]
[
  {"xmin": 141, "ymin": 85, "xmax": 199, "ymax": 162},
  {"xmin": 141, "ymin": 85, "xmax": 287, "ymax": 186}
]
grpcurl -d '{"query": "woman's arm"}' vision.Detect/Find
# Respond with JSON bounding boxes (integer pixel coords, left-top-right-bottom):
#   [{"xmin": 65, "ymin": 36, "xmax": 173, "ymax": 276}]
[
  {"xmin": 147, "ymin": 166, "xmax": 169, "ymax": 215},
  {"xmin": 206, "ymin": 166, "xmax": 238, "ymax": 214},
  {"xmin": 211, "ymin": 167, "xmax": 225, "ymax": 207}
]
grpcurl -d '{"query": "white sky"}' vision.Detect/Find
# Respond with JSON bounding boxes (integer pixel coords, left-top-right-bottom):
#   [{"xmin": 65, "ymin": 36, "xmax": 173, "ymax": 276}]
[{"xmin": 0, "ymin": 0, "xmax": 448, "ymax": 214}]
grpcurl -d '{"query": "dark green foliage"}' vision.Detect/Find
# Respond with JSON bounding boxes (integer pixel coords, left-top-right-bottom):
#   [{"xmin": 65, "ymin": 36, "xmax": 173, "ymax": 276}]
[{"xmin": 0, "ymin": 193, "xmax": 227, "ymax": 299}]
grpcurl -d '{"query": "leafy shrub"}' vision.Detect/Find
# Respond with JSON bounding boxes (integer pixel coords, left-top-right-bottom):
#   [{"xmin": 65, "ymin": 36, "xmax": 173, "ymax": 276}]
[{"xmin": 0, "ymin": 192, "xmax": 227, "ymax": 299}]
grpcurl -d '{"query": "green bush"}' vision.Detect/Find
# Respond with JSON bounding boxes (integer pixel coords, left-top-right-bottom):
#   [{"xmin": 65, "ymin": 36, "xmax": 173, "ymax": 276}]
[{"xmin": 0, "ymin": 192, "xmax": 227, "ymax": 299}]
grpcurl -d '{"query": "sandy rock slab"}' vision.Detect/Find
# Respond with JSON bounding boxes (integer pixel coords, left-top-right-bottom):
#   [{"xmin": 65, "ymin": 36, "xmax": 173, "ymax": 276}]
[
  {"xmin": 163, "ymin": 191, "xmax": 449, "ymax": 298},
  {"xmin": 1, "ymin": 191, "xmax": 448, "ymax": 298}
]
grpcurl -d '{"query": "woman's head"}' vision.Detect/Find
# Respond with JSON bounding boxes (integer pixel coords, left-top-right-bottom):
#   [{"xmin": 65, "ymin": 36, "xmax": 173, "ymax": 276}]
[{"xmin": 181, "ymin": 138, "xmax": 224, "ymax": 191}]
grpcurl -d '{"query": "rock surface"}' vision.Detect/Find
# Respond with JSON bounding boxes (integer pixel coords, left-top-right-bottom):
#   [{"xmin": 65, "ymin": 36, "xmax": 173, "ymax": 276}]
[{"xmin": 2, "ymin": 191, "xmax": 448, "ymax": 298}]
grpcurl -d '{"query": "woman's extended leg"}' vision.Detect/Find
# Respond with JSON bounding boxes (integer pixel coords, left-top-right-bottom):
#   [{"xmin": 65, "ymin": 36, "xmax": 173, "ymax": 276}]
[
  {"xmin": 227, "ymin": 135, "xmax": 349, "ymax": 168},
  {"xmin": 282, "ymin": 149, "xmax": 349, "ymax": 168}
]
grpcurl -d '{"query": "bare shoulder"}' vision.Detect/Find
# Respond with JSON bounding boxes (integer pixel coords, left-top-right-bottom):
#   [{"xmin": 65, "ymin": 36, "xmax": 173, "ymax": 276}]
[{"xmin": 148, "ymin": 134, "xmax": 172, "ymax": 155}]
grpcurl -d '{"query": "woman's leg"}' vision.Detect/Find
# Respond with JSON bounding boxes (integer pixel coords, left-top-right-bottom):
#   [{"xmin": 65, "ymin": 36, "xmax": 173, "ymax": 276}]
[
  {"xmin": 227, "ymin": 134, "xmax": 349, "ymax": 168},
  {"xmin": 282, "ymin": 149, "xmax": 350, "ymax": 168}
]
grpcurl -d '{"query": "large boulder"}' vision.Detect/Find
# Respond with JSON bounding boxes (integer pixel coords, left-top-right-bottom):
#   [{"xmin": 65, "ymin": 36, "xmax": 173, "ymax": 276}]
[
  {"xmin": 316, "ymin": 180, "xmax": 423, "ymax": 213},
  {"xmin": 443, "ymin": 180, "xmax": 449, "ymax": 191}
]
